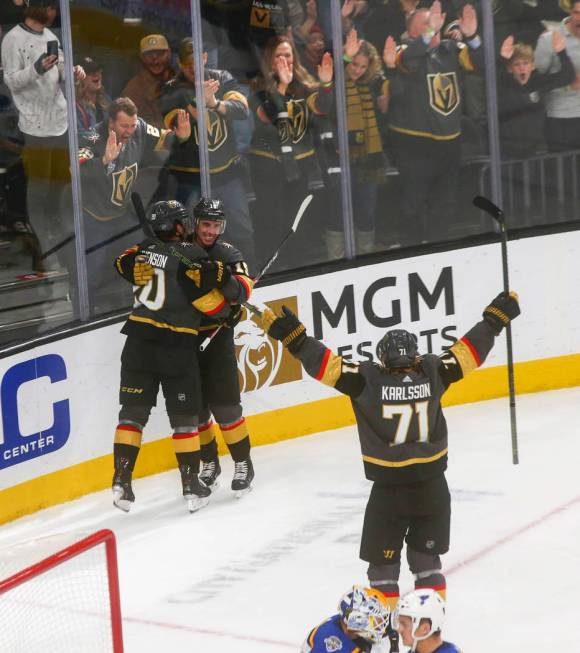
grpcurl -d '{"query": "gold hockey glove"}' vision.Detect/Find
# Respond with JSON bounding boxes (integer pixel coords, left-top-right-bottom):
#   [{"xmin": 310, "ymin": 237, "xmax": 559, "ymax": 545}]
[
  {"xmin": 261, "ymin": 305, "xmax": 306, "ymax": 353},
  {"xmin": 133, "ymin": 255, "xmax": 154, "ymax": 286},
  {"xmin": 483, "ymin": 291, "xmax": 520, "ymax": 334}
]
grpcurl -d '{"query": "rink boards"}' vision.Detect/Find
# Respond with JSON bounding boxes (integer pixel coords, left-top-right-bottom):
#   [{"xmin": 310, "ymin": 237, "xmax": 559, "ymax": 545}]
[{"xmin": 1, "ymin": 231, "xmax": 579, "ymax": 524}]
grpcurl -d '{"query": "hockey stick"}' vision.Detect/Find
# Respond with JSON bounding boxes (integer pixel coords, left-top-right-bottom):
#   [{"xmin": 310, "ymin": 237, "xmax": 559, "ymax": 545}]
[
  {"xmin": 130, "ymin": 192, "xmax": 202, "ymax": 270},
  {"xmin": 198, "ymin": 193, "xmax": 313, "ymax": 352},
  {"xmin": 473, "ymin": 195, "xmax": 519, "ymax": 465}
]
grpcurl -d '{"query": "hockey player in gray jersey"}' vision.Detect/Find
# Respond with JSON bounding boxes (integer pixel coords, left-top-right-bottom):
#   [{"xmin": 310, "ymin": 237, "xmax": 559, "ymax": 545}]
[
  {"xmin": 261, "ymin": 291, "xmax": 520, "ymax": 650},
  {"xmin": 113, "ymin": 200, "xmax": 233, "ymax": 514},
  {"xmin": 189, "ymin": 198, "xmax": 256, "ymax": 497}
]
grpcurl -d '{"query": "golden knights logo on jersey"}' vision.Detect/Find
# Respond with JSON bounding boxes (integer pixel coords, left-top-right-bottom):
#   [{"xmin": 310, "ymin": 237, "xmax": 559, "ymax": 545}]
[
  {"xmin": 234, "ymin": 296, "xmax": 302, "ymax": 392},
  {"xmin": 192, "ymin": 110, "xmax": 228, "ymax": 152},
  {"xmin": 427, "ymin": 72, "xmax": 460, "ymax": 116},
  {"xmin": 111, "ymin": 163, "xmax": 138, "ymax": 207},
  {"xmin": 277, "ymin": 99, "xmax": 307, "ymax": 145},
  {"xmin": 249, "ymin": 1, "xmax": 285, "ymax": 30}
]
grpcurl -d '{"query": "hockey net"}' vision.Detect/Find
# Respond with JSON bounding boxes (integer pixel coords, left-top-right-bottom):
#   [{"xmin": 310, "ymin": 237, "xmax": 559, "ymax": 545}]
[{"xmin": 0, "ymin": 528, "xmax": 124, "ymax": 652}]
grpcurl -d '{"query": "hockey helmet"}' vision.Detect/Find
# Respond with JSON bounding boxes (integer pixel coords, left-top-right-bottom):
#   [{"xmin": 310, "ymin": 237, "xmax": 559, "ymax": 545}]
[
  {"xmin": 147, "ymin": 200, "xmax": 189, "ymax": 237},
  {"xmin": 193, "ymin": 197, "xmax": 226, "ymax": 236},
  {"xmin": 392, "ymin": 589, "xmax": 445, "ymax": 650},
  {"xmin": 339, "ymin": 585, "xmax": 390, "ymax": 644},
  {"xmin": 376, "ymin": 329, "xmax": 419, "ymax": 368}
]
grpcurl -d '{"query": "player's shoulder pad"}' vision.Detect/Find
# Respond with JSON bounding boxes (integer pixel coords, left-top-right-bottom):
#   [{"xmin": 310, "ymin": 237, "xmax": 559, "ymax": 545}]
[
  {"xmin": 212, "ymin": 240, "xmax": 244, "ymax": 263},
  {"xmin": 181, "ymin": 241, "xmax": 210, "ymax": 258}
]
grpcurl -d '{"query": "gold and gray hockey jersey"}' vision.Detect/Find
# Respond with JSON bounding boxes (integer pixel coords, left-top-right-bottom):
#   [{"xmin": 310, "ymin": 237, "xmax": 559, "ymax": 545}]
[
  {"xmin": 115, "ymin": 238, "xmax": 231, "ymax": 344},
  {"xmin": 290, "ymin": 320, "xmax": 498, "ymax": 485}
]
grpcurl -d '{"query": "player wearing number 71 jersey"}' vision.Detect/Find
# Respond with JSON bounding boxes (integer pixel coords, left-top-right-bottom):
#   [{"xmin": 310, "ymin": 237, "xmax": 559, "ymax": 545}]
[{"xmin": 260, "ymin": 292, "xmax": 520, "ymax": 636}]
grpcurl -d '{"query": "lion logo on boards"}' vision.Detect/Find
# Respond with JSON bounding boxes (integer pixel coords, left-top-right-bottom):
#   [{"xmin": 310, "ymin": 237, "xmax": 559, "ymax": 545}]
[
  {"xmin": 427, "ymin": 72, "xmax": 460, "ymax": 116},
  {"xmin": 111, "ymin": 163, "xmax": 138, "ymax": 206},
  {"xmin": 324, "ymin": 636, "xmax": 343, "ymax": 651},
  {"xmin": 234, "ymin": 297, "xmax": 302, "ymax": 392}
]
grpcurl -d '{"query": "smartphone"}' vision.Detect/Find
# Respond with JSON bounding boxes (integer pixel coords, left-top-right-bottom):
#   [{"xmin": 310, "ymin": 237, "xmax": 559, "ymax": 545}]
[{"xmin": 46, "ymin": 40, "xmax": 59, "ymax": 57}]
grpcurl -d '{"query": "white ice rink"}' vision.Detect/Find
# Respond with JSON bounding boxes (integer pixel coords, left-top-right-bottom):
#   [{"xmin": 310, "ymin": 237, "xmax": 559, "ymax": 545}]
[{"xmin": 1, "ymin": 387, "xmax": 580, "ymax": 652}]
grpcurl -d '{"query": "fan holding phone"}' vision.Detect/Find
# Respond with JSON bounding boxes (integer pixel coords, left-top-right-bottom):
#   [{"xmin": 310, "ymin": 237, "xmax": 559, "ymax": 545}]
[{"xmin": 0, "ymin": 0, "xmax": 85, "ymax": 270}]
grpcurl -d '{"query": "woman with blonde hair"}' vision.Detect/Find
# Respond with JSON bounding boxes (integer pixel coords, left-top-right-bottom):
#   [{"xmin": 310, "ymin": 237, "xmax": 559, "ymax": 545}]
[
  {"xmin": 327, "ymin": 29, "xmax": 389, "ymax": 257},
  {"xmin": 249, "ymin": 35, "xmax": 334, "ymax": 270}
]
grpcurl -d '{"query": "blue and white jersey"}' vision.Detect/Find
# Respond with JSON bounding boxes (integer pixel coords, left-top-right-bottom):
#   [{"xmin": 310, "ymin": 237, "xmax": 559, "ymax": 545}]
[
  {"xmin": 433, "ymin": 642, "xmax": 462, "ymax": 653},
  {"xmin": 301, "ymin": 614, "xmax": 372, "ymax": 653}
]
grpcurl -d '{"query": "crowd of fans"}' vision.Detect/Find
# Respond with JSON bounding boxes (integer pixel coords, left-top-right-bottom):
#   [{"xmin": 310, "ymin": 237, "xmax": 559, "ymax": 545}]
[{"xmin": 0, "ymin": 0, "xmax": 579, "ymax": 317}]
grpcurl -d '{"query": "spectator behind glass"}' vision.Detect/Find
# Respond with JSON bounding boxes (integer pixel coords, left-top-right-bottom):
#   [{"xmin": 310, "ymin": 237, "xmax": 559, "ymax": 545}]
[
  {"xmin": 297, "ymin": 24, "xmax": 327, "ymax": 77},
  {"xmin": 0, "ymin": 0, "xmax": 25, "ymax": 40},
  {"xmin": 121, "ymin": 33, "xmax": 175, "ymax": 130},
  {"xmin": 249, "ymin": 35, "xmax": 334, "ymax": 271},
  {"xmin": 75, "ymin": 57, "xmax": 111, "ymax": 139},
  {"xmin": 340, "ymin": 0, "xmax": 375, "ymax": 41},
  {"xmin": 78, "ymin": 96, "xmax": 190, "ymax": 314},
  {"xmin": 534, "ymin": 0, "xmax": 580, "ymax": 152},
  {"xmin": 386, "ymin": 1, "xmax": 482, "ymax": 245},
  {"xmin": 330, "ymin": 30, "xmax": 389, "ymax": 257},
  {"xmin": 247, "ymin": 0, "xmax": 318, "ymax": 51},
  {"xmin": 155, "ymin": 37, "xmax": 257, "ymax": 273},
  {"xmin": 498, "ymin": 33, "xmax": 574, "ymax": 158},
  {"xmin": 1, "ymin": 0, "xmax": 84, "ymax": 272}
]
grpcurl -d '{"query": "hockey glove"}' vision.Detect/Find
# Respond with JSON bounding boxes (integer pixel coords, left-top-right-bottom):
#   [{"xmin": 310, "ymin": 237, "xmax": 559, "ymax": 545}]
[
  {"xmin": 224, "ymin": 304, "xmax": 243, "ymax": 329},
  {"xmin": 483, "ymin": 291, "xmax": 520, "ymax": 334},
  {"xmin": 197, "ymin": 260, "xmax": 232, "ymax": 292},
  {"xmin": 133, "ymin": 255, "xmax": 154, "ymax": 286},
  {"xmin": 261, "ymin": 305, "xmax": 307, "ymax": 354}
]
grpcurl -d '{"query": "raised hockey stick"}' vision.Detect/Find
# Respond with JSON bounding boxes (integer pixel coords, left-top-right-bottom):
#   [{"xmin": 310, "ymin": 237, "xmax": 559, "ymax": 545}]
[
  {"xmin": 198, "ymin": 193, "xmax": 313, "ymax": 352},
  {"xmin": 130, "ymin": 192, "xmax": 202, "ymax": 270},
  {"xmin": 473, "ymin": 195, "xmax": 519, "ymax": 465}
]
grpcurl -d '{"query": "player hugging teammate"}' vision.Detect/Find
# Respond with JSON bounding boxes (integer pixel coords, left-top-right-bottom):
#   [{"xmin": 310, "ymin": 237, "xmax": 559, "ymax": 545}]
[{"xmin": 112, "ymin": 197, "xmax": 254, "ymax": 514}]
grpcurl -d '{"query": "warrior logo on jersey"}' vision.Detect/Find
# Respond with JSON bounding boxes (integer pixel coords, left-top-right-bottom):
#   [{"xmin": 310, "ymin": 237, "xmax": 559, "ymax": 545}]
[
  {"xmin": 111, "ymin": 163, "xmax": 138, "ymax": 207},
  {"xmin": 234, "ymin": 296, "xmax": 302, "ymax": 392},
  {"xmin": 427, "ymin": 72, "xmax": 460, "ymax": 116},
  {"xmin": 324, "ymin": 636, "xmax": 343, "ymax": 651},
  {"xmin": 278, "ymin": 99, "xmax": 307, "ymax": 145}
]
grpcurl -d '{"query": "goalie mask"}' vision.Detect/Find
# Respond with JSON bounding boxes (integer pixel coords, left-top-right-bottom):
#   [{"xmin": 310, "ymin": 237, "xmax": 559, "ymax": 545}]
[
  {"xmin": 376, "ymin": 329, "xmax": 419, "ymax": 368},
  {"xmin": 339, "ymin": 585, "xmax": 390, "ymax": 644},
  {"xmin": 147, "ymin": 200, "xmax": 189, "ymax": 237},
  {"xmin": 392, "ymin": 589, "xmax": 445, "ymax": 651}
]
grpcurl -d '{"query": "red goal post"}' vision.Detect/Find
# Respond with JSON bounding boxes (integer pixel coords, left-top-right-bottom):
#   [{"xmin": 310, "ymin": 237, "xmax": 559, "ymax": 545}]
[{"xmin": 0, "ymin": 528, "xmax": 124, "ymax": 652}]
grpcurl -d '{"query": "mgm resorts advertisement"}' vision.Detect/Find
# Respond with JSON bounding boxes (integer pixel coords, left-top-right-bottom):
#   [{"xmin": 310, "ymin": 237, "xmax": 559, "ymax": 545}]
[
  {"xmin": 235, "ymin": 246, "xmax": 518, "ymax": 415},
  {"xmin": 1, "ymin": 233, "xmax": 578, "ymax": 502}
]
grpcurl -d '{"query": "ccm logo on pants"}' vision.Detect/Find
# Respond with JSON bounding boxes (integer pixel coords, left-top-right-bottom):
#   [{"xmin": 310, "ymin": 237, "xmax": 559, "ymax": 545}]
[{"xmin": 0, "ymin": 354, "xmax": 70, "ymax": 468}]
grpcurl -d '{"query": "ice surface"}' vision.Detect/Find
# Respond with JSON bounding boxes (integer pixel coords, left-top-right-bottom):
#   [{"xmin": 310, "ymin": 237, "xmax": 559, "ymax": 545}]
[{"xmin": 1, "ymin": 387, "xmax": 579, "ymax": 651}]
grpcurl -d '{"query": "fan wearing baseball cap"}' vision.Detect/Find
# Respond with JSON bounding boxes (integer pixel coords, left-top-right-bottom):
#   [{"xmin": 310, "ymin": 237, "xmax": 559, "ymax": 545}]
[{"xmin": 121, "ymin": 33, "xmax": 175, "ymax": 129}]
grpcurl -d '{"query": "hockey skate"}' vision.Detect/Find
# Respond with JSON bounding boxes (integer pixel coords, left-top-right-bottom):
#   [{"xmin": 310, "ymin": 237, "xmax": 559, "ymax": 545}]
[
  {"xmin": 112, "ymin": 457, "xmax": 135, "ymax": 512},
  {"xmin": 231, "ymin": 457, "xmax": 254, "ymax": 498},
  {"xmin": 199, "ymin": 457, "xmax": 221, "ymax": 490},
  {"xmin": 179, "ymin": 464, "xmax": 211, "ymax": 513}
]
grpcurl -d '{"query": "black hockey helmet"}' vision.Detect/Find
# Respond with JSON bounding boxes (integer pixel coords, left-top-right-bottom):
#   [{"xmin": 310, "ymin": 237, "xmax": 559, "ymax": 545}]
[
  {"xmin": 147, "ymin": 200, "xmax": 189, "ymax": 237},
  {"xmin": 376, "ymin": 329, "xmax": 419, "ymax": 368},
  {"xmin": 193, "ymin": 197, "xmax": 226, "ymax": 236}
]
